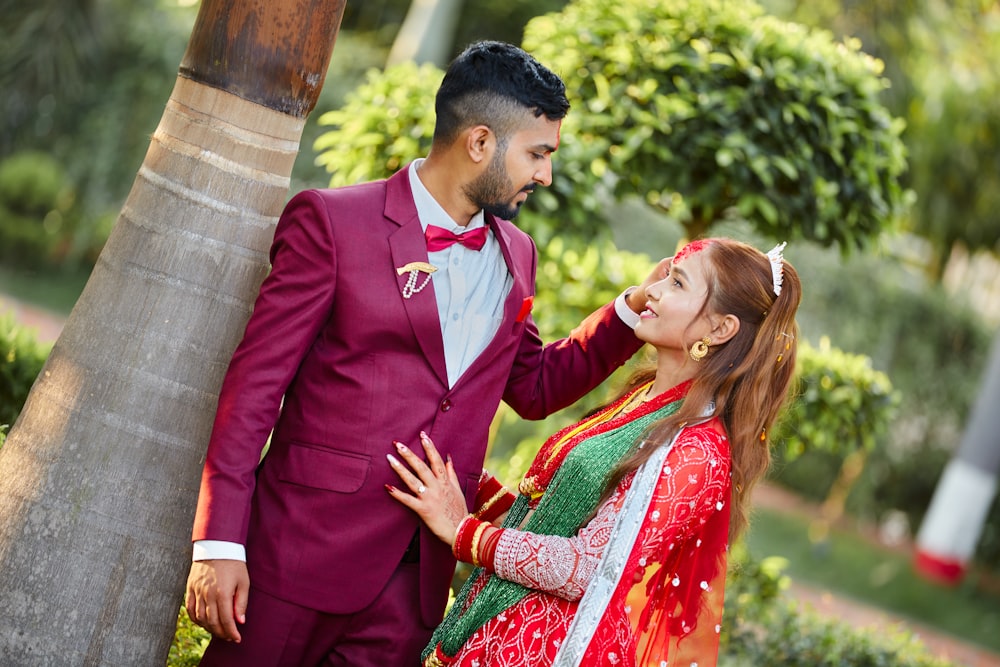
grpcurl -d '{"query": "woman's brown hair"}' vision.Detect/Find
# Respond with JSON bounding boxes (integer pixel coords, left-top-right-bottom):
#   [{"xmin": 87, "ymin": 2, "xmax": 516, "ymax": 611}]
[{"xmin": 599, "ymin": 238, "xmax": 801, "ymax": 543}]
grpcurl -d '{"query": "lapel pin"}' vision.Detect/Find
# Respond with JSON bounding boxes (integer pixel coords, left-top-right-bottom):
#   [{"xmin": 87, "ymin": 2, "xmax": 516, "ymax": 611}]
[{"xmin": 396, "ymin": 262, "xmax": 437, "ymax": 299}]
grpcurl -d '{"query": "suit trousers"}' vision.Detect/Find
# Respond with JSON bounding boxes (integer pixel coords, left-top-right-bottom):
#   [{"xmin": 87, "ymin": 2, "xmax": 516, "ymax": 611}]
[{"xmin": 199, "ymin": 560, "xmax": 433, "ymax": 666}]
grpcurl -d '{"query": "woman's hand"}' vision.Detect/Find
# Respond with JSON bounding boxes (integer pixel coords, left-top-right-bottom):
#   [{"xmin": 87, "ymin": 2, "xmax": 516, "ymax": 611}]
[{"xmin": 386, "ymin": 431, "xmax": 469, "ymax": 545}]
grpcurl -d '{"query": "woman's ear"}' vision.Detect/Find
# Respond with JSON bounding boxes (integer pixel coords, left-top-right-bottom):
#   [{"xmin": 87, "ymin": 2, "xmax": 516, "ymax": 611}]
[{"xmin": 710, "ymin": 314, "xmax": 740, "ymax": 345}]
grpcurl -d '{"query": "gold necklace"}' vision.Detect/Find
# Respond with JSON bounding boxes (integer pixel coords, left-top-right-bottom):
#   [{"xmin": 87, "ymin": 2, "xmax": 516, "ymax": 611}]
[{"xmin": 619, "ymin": 387, "xmax": 652, "ymax": 414}]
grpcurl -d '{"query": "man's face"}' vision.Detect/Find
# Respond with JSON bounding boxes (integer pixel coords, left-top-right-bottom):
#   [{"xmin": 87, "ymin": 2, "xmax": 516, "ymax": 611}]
[{"xmin": 466, "ymin": 114, "xmax": 561, "ymax": 220}]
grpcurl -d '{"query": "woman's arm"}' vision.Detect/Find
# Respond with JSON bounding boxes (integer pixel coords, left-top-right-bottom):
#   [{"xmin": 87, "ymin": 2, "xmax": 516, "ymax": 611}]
[
  {"xmin": 385, "ymin": 427, "xmax": 730, "ymax": 602},
  {"xmin": 470, "ymin": 428, "xmax": 731, "ymax": 601}
]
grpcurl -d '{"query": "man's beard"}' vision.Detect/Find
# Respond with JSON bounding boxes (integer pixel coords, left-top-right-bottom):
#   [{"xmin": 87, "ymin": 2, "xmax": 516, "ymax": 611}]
[{"xmin": 465, "ymin": 153, "xmax": 533, "ymax": 221}]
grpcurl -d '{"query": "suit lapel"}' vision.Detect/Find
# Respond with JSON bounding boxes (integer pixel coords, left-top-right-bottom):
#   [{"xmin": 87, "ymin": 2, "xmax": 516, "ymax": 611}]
[
  {"xmin": 386, "ymin": 169, "xmax": 449, "ymax": 387},
  {"xmin": 491, "ymin": 218, "xmax": 530, "ymax": 303}
]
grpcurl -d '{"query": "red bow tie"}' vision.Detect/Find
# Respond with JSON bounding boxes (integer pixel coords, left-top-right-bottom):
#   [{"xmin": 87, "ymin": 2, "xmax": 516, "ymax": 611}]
[{"xmin": 424, "ymin": 225, "xmax": 489, "ymax": 252}]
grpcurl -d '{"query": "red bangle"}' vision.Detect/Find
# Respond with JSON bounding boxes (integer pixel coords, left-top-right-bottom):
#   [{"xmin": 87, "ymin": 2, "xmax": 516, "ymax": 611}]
[
  {"xmin": 451, "ymin": 515, "xmax": 477, "ymax": 561},
  {"xmin": 473, "ymin": 474, "xmax": 515, "ymax": 522},
  {"xmin": 453, "ymin": 516, "xmax": 493, "ymax": 565},
  {"xmin": 477, "ymin": 527, "xmax": 503, "ymax": 571}
]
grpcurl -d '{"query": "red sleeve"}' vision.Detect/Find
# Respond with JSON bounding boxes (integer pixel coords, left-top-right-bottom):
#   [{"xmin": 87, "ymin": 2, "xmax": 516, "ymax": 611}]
[{"xmin": 502, "ymin": 299, "xmax": 645, "ymax": 420}]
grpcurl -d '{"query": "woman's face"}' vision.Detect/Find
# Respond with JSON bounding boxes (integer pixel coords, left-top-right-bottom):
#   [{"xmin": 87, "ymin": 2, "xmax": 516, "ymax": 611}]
[{"xmin": 635, "ymin": 248, "xmax": 714, "ymax": 352}]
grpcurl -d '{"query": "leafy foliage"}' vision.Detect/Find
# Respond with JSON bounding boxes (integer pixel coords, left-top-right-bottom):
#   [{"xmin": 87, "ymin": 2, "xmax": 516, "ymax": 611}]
[
  {"xmin": 721, "ymin": 547, "xmax": 962, "ymax": 666},
  {"xmin": 760, "ymin": 0, "xmax": 1000, "ymax": 275},
  {"xmin": 0, "ymin": 151, "xmax": 76, "ymax": 269},
  {"xmin": 314, "ymin": 62, "xmax": 442, "ymax": 186},
  {"xmin": 167, "ymin": 606, "xmax": 210, "ymax": 667},
  {"xmin": 315, "ymin": 0, "xmax": 909, "ymax": 251},
  {"xmin": 775, "ymin": 337, "xmax": 899, "ymax": 460},
  {"xmin": 1, "ymin": 0, "xmax": 196, "ymax": 270},
  {"xmin": 522, "ymin": 0, "xmax": 911, "ymax": 249},
  {"xmin": 722, "ymin": 596, "xmax": 959, "ymax": 666},
  {"xmin": 0, "ymin": 314, "xmax": 51, "ymax": 447},
  {"xmin": 906, "ymin": 64, "xmax": 1000, "ymax": 275}
]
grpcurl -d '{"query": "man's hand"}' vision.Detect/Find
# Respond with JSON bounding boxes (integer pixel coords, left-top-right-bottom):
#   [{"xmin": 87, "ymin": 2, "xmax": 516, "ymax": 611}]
[
  {"xmin": 627, "ymin": 256, "xmax": 672, "ymax": 314},
  {"xmin": 185, "ymin": 559, "xmax": 250, "ymax": 642}
]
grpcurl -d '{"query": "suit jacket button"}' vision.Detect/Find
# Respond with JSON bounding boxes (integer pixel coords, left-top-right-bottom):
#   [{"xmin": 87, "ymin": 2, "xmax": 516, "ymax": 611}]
[{"xmin": 440, "ymin": 399, "xmax": 452, "ymax": 412}]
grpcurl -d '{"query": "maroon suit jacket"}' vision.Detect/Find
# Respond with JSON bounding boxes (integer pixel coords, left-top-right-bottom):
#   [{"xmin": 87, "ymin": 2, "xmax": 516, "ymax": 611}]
[{"xmin": 192, "ymin": 168, "xmax": 644, "ymax": 626}]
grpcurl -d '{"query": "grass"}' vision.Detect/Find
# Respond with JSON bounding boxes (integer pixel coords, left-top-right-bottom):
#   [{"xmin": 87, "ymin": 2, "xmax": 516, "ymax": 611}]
[
  {"xmin": 745, "ymin": 505, "xmax": 1000, "ymax": 654},
  {"xmin": 0, "ymin": 265, "xmax": 90, "ymax": 315}
]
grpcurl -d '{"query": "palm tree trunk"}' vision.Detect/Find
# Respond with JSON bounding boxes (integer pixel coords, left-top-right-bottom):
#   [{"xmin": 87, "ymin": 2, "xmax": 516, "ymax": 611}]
[
  {"xmin": 0, "ymin": 1, "xmax": 346, "ymax": 664},
  {"xmin": 387, "ymin": 0, "xmax": 464, "ymax": 67}
]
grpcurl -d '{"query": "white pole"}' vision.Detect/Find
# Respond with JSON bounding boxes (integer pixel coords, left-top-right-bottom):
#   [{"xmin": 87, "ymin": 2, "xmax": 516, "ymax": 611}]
[{"xmin": 915, "ymin": 330, "xmax": 1000, "ymax": 583}]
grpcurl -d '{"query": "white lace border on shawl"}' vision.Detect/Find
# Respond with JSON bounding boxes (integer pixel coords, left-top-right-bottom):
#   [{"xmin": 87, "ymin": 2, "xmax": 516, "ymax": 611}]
[{"xmin": 550, "ymin": 426, "xmax": 684, "ymax": 666}]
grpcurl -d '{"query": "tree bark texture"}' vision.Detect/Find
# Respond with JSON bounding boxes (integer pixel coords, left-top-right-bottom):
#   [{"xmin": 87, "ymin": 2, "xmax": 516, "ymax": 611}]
[
  {"xmin": 181, "ymin": 0, "xmax": 345, "ymax": 117},
  {"xmin": 0, "ymin": 1, "xmax": 345, "ymax": 664}
]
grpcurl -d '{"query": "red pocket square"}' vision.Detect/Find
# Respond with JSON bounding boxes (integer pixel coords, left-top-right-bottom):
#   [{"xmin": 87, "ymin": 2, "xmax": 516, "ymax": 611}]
[{"xmin": 516, "ymin": 296, "xmax": 534, "ymax": 323}]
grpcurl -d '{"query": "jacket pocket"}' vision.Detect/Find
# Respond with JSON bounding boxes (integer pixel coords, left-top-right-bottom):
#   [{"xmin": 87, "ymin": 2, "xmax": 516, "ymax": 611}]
[{"xmin": 278, "ymin": 442, "xmax": 371, "ymax": 493}]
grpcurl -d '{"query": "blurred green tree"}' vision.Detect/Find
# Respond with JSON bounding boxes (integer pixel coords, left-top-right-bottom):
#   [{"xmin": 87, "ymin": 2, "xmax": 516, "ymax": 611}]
[
  {"xmin": 759, "ymin": 0, "xmax": 1000, "ymax": 277},
  {"xmin": 523, "ymin": 0, "xmax": 911, "ymax": 249}
]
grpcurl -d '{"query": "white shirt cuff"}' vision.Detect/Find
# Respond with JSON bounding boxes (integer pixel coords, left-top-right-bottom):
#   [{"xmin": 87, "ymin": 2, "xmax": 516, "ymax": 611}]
[
  {"xmin": 192, "ymin": 540, "xmax": 247, "ymax": 562},
  {"xmin": 614, "ymin": 288, "xmax": 642, "ymax": 330}
]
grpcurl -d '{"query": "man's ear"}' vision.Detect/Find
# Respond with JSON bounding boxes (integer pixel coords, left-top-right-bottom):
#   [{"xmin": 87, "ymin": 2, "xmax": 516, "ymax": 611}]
[
  {"xmin": 710, "ymin": 314, "xmax": 740, "ymax": 345},
  {"xmin": 466, "ymin": 125, "xmax": 494, "ymax": 164}
]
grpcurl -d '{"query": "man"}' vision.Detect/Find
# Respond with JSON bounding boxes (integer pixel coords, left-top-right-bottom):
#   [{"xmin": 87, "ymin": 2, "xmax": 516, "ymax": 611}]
[{"xmin": 186, "ymin": 40, "xmax": 661, "ymax": 666}]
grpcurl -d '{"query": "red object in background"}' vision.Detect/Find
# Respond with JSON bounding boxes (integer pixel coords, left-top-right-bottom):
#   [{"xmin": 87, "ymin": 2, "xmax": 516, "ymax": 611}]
[{"xmin": 914, "ymin": 550, "xmax": 966, "ymax": 585}]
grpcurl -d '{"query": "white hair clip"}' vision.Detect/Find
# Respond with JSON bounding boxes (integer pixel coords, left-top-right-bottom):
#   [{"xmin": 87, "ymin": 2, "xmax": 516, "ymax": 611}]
[{"xmin": 766, "ymin": 242, "xmax": 787, "ymax": 296}]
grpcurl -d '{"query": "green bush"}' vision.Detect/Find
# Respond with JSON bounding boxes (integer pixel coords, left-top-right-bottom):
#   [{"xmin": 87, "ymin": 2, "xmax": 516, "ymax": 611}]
[
  {"xmin": 775, "ymin": 337, "xmax": 900, "ymax": 461},
  {"xmin": 167, "ymin": 606, "xmax": 210, "ymax": 667},
  {"xmin": 315, "ymin": 0, "xmax": 909, "ymax": 251},
  {"xmin": 0, "ymin": 151, "xmax": 76, "ymax": 268},
  {"xmin": 314, "ymin": 61, "xmax": 441, "ymax": 187},
  {"xmin": 722, "ymin": 598, "xmax": 959, "ymax": 666},
  {"xmin": 722, "ymin": 549, "xmax": 960, "ymax": 666},
  {"xmin": 0, "ymin": 313, "xmax": 51, "ymax": 446},
  {"xmin": 791, "ymin": 244, "xmax": 991, "ymax": 455}
]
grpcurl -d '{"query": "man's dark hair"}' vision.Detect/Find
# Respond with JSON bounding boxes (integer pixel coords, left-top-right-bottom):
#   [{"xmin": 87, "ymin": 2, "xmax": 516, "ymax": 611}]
[{"xmin": 433, "ymin": 41, "xmax": 570, "ymax": 146}]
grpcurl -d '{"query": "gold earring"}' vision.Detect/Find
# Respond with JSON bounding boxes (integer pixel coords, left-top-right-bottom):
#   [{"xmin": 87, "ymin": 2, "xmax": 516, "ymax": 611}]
[{"xmin": 689, "ymin": 336, "xmax": 711, "ymax": 361}]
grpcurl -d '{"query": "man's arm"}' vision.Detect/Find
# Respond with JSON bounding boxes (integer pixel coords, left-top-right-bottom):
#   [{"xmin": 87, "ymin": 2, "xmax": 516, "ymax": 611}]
[
  {"xmin": 503, "ymin": 257, "xmax": 671, "ymax": 419},
  {"xmin": 186, "ymin": 191, "xmax": 340, "ymax": 638}
]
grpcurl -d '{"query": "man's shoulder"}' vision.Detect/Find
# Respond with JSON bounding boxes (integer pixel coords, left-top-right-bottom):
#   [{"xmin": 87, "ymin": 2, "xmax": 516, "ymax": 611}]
[
  {"xmin": 296, "ymin": 178, "xmax": 389, "ymax": 204},
  {"xmin": 291, "ymin": 169, "xmax": 411, "ymax": 216}
]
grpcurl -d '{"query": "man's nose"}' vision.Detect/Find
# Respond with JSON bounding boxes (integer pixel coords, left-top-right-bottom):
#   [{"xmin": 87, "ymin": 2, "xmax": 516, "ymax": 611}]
[{"xmin": 534, "ymin": 158, "xmax": 553, "ymax": 187}]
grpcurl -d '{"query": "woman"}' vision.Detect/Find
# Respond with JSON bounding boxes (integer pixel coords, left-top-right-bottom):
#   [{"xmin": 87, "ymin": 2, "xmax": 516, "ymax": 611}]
[{"xmin": 387, "ymin": 237, "xmax": 802, "ymax": 666}]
